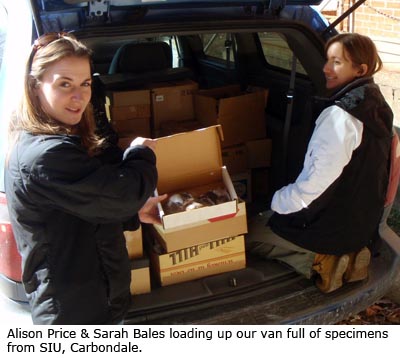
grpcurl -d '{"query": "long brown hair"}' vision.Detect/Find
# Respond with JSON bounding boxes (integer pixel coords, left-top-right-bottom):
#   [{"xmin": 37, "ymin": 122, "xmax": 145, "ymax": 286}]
[
  {"xmin": 325, "ymin": 33, "xmax": 383, "ymax": 77},
  {"xmin": 10, "ymin": 32, "xmax": 103, "ymax": 155}
]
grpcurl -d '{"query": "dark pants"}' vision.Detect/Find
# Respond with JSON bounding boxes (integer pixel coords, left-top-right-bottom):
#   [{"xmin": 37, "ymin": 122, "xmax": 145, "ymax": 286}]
[{"xmin": 246, "ymin": 211, "xmax": 316, "ymax": 278}]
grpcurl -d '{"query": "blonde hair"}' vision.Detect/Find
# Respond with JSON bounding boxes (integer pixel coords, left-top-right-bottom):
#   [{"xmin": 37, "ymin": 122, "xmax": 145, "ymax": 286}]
[
  {"xmin": 10, "ymin": 33, "xmax": 103, "ymax": 155},
  {"xmin": 325, "ymin": 33, "xmax": 383, "ymax": 78}
]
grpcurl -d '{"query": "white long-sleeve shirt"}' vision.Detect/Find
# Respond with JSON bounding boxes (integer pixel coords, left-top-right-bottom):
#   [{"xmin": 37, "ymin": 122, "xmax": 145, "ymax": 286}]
[{"xmin": 271, "ymin": 105, "xmax": 364, "ymax": 214}]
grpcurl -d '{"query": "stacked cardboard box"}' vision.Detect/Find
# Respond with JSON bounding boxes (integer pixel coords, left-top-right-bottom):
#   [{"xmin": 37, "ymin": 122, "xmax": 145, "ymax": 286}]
[
  {"xmin": 124, "ymin": 225, "xmax": 144, "ymax": 260},
  {"xmin": 101, "ymin": 79, "xmax": 275, "ymax": 288},
  {"xmin": 129, "ymin": 258, "xmax": 151, "ymax": 295},
  {"xmin": 105, "ymin": 80, "xmax": 202, "ymax": 143},
  {"xmin": 124, "ymin": 226, "xmax": 151, "ymax": 295},
  {"xmin": 221, "ymin": 144, "xmax": 252, "ymax": 202},
  {"xmin": 104, "ymin": 83, "xmax": 272, "ymax": 202},
  {"xmin": 194, "ymin": 85, "xmax": 268, "ymax": 148},
  {"xmin": 105, "ymin": 89, "xmax": 152, "ymax": 150},
  {"xmin": 148, "ymin": 79, "xmax": 199, "ymax": 136},
  {"xmin": 149, "ymin": 125, "xmax": 247, "ymax": 286},
  {"xmin": 227, "ymin": 137, "xmax": 273, "ymax": 203},
  {"xmin": 147, "ymin": 226, "xmax": 246, "ymax": 286},
  {"xmin": 193, "ymin": 85, "xmax": 271, "ymax": 202}
]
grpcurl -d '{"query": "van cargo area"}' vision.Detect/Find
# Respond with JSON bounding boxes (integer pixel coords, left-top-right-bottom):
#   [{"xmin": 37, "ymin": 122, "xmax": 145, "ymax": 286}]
[
  {"xmin": 0, "ymin": 0, "xmax": 400, "ymax": 325},
  {"xmin": 88, "ymin": 30, "xmax": 400, "ymax": 324}
]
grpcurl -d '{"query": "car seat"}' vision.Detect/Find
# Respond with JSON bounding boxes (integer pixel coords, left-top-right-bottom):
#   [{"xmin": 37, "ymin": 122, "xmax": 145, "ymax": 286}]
[{"xmin": 102, "ymin": 41, "xmax": 194, "ymax": 90}]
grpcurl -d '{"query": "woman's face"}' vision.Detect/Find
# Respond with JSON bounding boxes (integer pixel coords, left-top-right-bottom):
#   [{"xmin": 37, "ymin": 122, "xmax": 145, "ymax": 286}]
[
  {"xmin": 35, "ymin": 56, "xmax": 92, "ymax": 126},
  {"xmin": 323, "ymin": 41, "xmax": 362, "ymax": 90}
]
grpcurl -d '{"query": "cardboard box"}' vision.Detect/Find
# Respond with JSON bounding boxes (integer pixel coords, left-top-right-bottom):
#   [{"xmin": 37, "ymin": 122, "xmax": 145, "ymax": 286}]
[
  {"xmin": 155, "ymin": 125, "xmax": 247, "ymax": 251},
  {"xmin": 246, "ymin": 138, "xmax": 272, "ymax": 168},
  {"xmin": 105, "ymin": 103, "xmax": 151, "ymax": 121},
  {"xmin": 148, "ymin": 231, "xmax": 246, "ymax": 286},
  {"xmin": 120, "ymin": 134, "xmax": 156, "ymax": 151},
  {"xmin": 149, "ymin": 80, "xmax": 199, "ymax": 130},
  {"xmin": 105, "ymin": 89, "xmax": 151, "ymax": 122},
  {"xmin": 153, "ymin": 201, "xmax": 247, "ymax": 252},
  {"xmin": 113, "ymin": 117, "xmax": 152, "ymax": 144},
  {"xmin": 154, "ymin": 125, "xmax": 240, "ymax": 231},
  {"xmin": 194, "ymin": 85, "xmax": 268, "ymax": 148},
  {"xmin": 156, "ymin": 119, "xmax": 203, "ymax": 138},
  {"xmin": 222, "ymin": 144, "xmax": 247, "ymax": 174},
  {"xmin": 231, "ymin": 171, "xmax": 252, "ymax": 203},
  {"xmin": 106, "ymin": 89, "xmax": 151, "ymax": 107},
  {"xmin": 115, "ymin": 118, "xmax": 152, "ymax": 150},
  {"xmin": 124, "ymin": 226, "xmax": 143, "ymax": 259},
  {"xmin": 130, "ymin": 258, "xmax": 151, "ymax": 295}
]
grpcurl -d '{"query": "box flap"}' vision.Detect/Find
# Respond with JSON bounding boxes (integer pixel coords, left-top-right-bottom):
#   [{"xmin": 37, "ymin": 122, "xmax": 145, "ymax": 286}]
[{"xmin": 154, "ymin": 125, "xmax": 224, "ymax": 194}]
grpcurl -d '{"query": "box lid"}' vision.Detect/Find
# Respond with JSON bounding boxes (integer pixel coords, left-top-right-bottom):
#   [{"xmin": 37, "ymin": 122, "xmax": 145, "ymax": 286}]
[{"xmin": 154, "ymin": 125, "xmax": 224, "ymax": 194}]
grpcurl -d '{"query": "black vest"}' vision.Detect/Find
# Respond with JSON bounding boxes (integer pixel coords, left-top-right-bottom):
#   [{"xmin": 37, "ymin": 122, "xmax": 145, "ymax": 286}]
[{"xmin": 269, "ymin": 78, "xmax": 393, "ymax": 255}]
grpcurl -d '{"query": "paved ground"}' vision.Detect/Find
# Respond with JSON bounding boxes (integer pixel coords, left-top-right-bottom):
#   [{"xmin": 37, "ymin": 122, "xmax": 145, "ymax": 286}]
[{"xmin": 0, "ymin": 292, "xmax": 32, "ymax": 325}]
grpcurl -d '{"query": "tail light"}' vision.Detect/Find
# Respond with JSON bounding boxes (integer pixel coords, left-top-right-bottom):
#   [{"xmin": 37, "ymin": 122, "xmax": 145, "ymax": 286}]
[{"xmin": 0, "ymin": 193, "xmax": 22, "ymax": 282}]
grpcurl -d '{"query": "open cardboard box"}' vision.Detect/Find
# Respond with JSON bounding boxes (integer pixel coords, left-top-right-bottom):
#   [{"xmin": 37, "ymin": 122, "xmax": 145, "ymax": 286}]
[
  {"xmin": 153, "ymin": 125, "xmax": 247, "ymax": 251},
  {"xmin": 153, "ymin": 201, "xmax": 247, "ymax": 252},
  {"xmin": 194, "ymin": 85, "xmax": 268, "ymax": 148}
]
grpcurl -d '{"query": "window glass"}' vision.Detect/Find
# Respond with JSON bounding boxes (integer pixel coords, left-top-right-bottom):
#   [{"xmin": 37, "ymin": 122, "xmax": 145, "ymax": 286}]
[
  {"xmin": 201, "ymin": 33, "xmax": 235, "ymax": 64},
  {"xmin": 259, "ymin": 32, "xmax": 307, "ymax": 75},
  {"xmin": 0, "ymin": 3, "xmax": 7, "ymax": 72}
]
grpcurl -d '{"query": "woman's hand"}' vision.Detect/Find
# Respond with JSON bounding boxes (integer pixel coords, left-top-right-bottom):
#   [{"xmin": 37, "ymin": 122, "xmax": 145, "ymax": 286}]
[
  {"xmin": 138, "ymin": 194, "xmax": 168, "ymax": 225},
  {"xmin": 130, "ymin": 137, "xmax": 156, "ymax": 152}
]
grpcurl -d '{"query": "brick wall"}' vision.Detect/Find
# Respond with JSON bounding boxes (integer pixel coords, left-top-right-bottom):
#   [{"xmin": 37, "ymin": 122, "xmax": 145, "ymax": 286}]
[
  {"xmin": 321, "ymin": 1, "xmax": 400, "ymax": 126},
  {"xmin": 352, "ymin": 1, "xmax": 400, "ymax": 126},
  {"xmin": 350, "ymin": 1, "xmax": 400, "ymax": 39},
  {"xmin": 333, "ymin": 1, "xmax": 400, "ymax": 39}
]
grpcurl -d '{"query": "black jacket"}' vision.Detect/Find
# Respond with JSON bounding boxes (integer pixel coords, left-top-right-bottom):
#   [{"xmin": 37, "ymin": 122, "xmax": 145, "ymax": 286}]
[
  {"xmin": 5, "ymin": 132, "xmax": 157, "ymax": 324},
  {"xmin": 269, "ymin": 78, "xmax": 393, "ymax": 255}
]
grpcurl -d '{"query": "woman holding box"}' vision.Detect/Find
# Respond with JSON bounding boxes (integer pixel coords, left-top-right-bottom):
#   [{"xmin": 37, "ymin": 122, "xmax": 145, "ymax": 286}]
[{"xmin": 5, "ymin": 32, "xmax": 165, "ymax": 324}]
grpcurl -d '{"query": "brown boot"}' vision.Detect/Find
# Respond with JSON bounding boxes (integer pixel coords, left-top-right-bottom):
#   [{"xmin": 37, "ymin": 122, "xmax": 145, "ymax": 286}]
[
  {"xmin": 344, "ymin": 247, "xmax": 371, "ymax": 282},
  {"xmin": 312, "ymin": 254, "xmax": 349, "ymax": 293}
]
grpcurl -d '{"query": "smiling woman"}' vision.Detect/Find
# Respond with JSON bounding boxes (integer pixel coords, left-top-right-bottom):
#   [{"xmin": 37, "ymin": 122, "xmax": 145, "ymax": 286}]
[
  {"xmin": 3, "ymin": 31, "xmax": 160, "ymax": 324},
  {"xmin": 34, "ymin": 56, "xmax": 92, "ymax": 127},
  {"xmin": 17, "ymin": 33, "xmax": 101, "ymax": 153}
]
